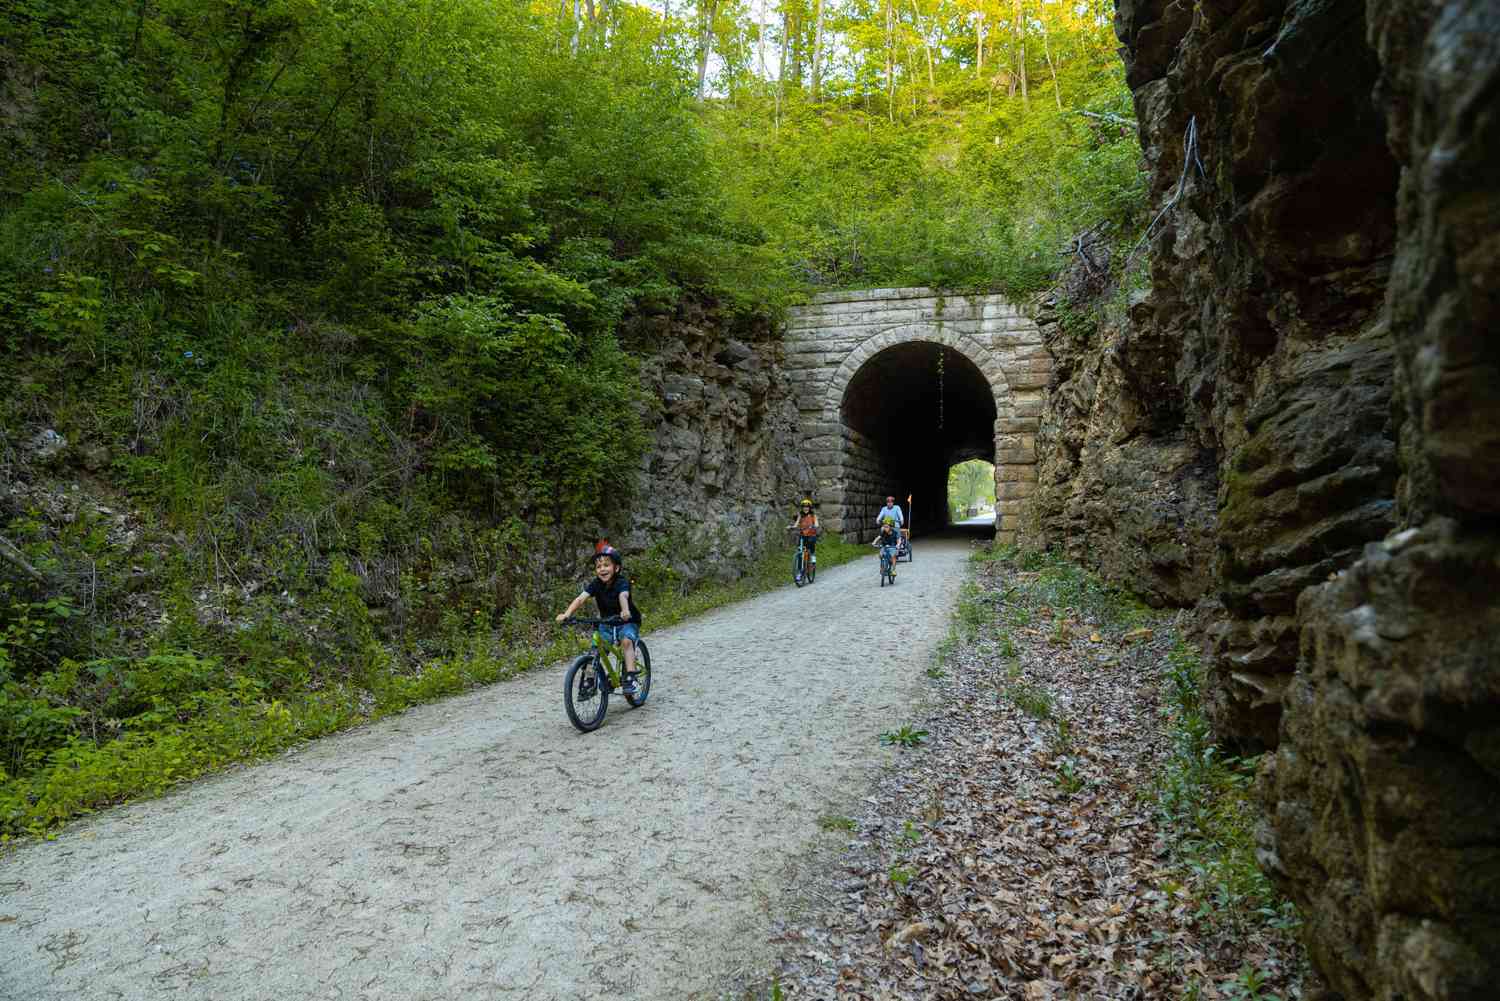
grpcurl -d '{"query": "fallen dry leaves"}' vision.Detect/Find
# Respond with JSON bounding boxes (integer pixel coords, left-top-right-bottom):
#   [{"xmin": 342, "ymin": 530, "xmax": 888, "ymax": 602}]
[{"xmin": 760, "ymin": 554, "xmax": 1305, "ymax": 1001}]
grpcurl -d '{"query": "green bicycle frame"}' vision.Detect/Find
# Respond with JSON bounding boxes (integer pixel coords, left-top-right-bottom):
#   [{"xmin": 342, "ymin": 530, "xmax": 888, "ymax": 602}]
[{"xmin": 592, "ymin": 629, "xmax": 628, "ymax": 686}]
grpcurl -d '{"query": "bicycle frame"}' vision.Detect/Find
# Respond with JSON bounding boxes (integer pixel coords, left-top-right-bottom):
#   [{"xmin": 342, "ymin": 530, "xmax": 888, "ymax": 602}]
[
  {"xmin": 792, "ymin": 527, "xmax": 818, "ymax": 584},
  {"xmin": 565, "ymin": 618, "xmax": 632, "ymax": 687}
]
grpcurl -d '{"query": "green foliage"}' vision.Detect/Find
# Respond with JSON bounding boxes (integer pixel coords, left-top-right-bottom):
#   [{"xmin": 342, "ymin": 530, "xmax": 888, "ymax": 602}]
[
  {"xmin": 953, "ymin": 581, "xmax": 992, "ymax": 640},
  {"xmin": 879, "ymin": 725, "xmax": 929, "ymax": 748},
  {"xmin": 817, "ymin": 813, "xmax": 857, "ymax": 832},
  {"xmin": 707, "ymin": 40, "xmax": 1145, "ymax": 296},
  {"xmin": 988, "ymin": 545, "xmax": 1152, "ymax": 632},
  {"xmin": 0, "ymin": 684, "xmax": 83, "ymax": 779},
  {"xmin": 948, "ymin": 459, "xmax": 995, "ymax": 519},
  {"xmin": 1004, "ymin": 680, "xmax": 1054, "ymax": 721},
  {"xmin": 0, "ymin": 593, "xmax": 79, "ymax": 681},
  {"xmin": 1154, "ymin": 640, "xmax": 1294, "ymax": 935}
]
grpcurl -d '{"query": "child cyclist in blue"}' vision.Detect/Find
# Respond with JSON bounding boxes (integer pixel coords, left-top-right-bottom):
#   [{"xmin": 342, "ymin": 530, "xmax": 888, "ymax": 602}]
[
  {"xmin": 556, "ymin": 544, "xmax": 643, "ymax": 696},
  {"xmin": 872, "ymin": 518, "xmax": 901, "ymax": 580}
]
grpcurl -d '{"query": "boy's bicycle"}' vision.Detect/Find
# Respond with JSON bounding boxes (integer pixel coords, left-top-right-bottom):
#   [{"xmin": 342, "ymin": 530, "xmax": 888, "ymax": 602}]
[
  {"xmin": 792, "ymin": 529, "xmax": 819, "ymax": 586},
  {"xmin": 559, "ymin": 616, "xmax": 652, "ymax": 732},
  {"xmin": 874, "ymin": 540, "xmax": 898, "ymax": 587}
]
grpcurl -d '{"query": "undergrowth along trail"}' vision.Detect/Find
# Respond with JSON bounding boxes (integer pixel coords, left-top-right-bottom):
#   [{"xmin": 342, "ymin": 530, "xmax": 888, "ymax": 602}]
[{"xmin": 758, "ymin": 544, "xmax": 1305, "ymax": 1000}]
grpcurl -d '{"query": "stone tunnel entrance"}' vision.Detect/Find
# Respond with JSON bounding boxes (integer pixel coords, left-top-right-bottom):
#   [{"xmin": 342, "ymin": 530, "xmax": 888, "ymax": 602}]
[
  {"xmin": 783, "ymin": 289, "xmax": 1050, "ymax": 546},
  {"xmin": 839, "ymin": 343, "xmax": 998, "ymax": 538}
]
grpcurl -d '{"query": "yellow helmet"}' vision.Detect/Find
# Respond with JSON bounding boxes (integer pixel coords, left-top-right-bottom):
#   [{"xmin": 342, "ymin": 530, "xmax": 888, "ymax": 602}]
[{"xmin": 800, "ymin": 498, "xmax": 813, "ymax": 509}]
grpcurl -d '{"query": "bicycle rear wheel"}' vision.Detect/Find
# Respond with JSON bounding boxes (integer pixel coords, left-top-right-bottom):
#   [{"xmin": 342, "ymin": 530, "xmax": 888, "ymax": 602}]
[
  {"xmin": 624, "ymin": 640, "xmax": 652, "ymax": 707},
  {"xmin": 564, "ymin": 654, "xmax": 608, "ymax": 732}
]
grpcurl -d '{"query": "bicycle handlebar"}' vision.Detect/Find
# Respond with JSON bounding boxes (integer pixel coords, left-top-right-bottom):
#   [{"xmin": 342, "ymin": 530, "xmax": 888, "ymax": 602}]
[{"xmin": 561, "ymin": 616, "xmax": 627, "ymax": 627}]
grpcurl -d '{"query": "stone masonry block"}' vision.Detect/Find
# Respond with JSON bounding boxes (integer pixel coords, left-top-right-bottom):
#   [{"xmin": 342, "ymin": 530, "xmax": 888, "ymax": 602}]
[
  {"xmin": 998, "ymin": 464, "xmax": 1039, "ymax": 483},
  {"xmin": 1005, "ymin": 371, "xmax": 1052, "ymax": 390},
  {"xmin": 1013, "ymin": 399, "xmax": 1044, "ymax": 419},
  {"xmin": 996, "ymin": 480, "xmax": 1036, "ymax": 500}
]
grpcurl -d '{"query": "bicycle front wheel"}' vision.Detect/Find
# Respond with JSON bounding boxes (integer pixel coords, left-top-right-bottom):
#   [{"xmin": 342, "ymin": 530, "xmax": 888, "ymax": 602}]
[
  {"xmin": 625, "ymin": 640, "xmax": 652, "ymax": 707},
  {"xmin": 564, "ymin": 654, "xmax": 608, "ymax": 732},
  {"xmin": 793, "ymin": 548, "xmax": 807, "ymax": 586}
]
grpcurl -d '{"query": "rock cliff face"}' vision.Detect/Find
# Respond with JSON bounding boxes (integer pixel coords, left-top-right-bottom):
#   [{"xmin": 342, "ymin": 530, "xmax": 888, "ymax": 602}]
[
  {"xmin": 1258, "ymin": 3, "xmax": 1500, "ymax": 997},
  {"xmin": 1033, "ymin": 277, "xmax": 1219, "ymax": 610},
  {"xmin": 1038, "ymin": 0, "xmax": 1500, "ymax": 996},
  {"xmin": 1113, "ymin": 0, "xmax": 1404, "ymax": 749},
  {"xmin": 624, "ymin": 300, "xmax": 815, "ymax": 574}
]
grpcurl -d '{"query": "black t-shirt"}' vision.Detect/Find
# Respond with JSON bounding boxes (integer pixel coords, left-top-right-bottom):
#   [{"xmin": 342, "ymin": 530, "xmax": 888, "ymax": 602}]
[{"xmin": 585, "ymin": 572, "xmax": 643, "ymax": 625}]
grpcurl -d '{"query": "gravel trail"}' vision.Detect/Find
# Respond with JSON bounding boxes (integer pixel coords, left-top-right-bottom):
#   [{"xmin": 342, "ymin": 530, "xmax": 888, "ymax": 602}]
[{"xmin": 2, "ymin": 537, "xmax": 972, "ymax": 1001}]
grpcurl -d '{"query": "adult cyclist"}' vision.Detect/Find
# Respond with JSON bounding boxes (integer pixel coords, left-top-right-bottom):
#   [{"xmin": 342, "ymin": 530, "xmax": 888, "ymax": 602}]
[
  {"xmin": 876, "ymin": 494, "xmax": 908, "ymax": 558},
  {"xmin": 875, "ymin": 494, "xmax": 904, "ymax": 533}
]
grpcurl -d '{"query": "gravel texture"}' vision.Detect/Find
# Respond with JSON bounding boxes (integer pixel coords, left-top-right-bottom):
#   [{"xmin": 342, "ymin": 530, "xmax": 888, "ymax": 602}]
[{"xmin": 1, "ymin": 537, "xmax": 972, "ymax": 1001}]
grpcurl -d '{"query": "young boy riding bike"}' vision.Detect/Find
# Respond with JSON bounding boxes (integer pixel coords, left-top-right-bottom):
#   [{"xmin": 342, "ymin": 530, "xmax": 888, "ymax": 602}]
[
  {"xmin": 872, "ymin": 518, "xmax": 901, "ymax": 579},
  {"xmin": 556, "ymin": 543, "xmax": 643, "ymax": 697},
  {"xmin": 788, "ymin": 498, "xmax": 820, "ymax": 579}
]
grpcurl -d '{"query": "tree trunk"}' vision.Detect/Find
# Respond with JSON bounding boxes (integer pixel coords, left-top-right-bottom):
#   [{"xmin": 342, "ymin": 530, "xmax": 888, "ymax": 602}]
[
  {"xmin": 909, "ymin": 0, "xmax": 934, "ymax": 90},
  {"xmin": 1038, "ymin": 9, "xmax": 1062, "ymax": 110},
  {"xmin": 810, "ymin": 0, "xmax": 826, "ymax": 99},
  {"xmin": 974, "ymin": 14, "xmax": 983, "ymax": 79},
  {"xmin": 1014, "ymin": 0, "xmax": 1028, "ymax": 106},
  {"xmin": 789, "ymin": 1, "xmax": 803, "ymax": 88},
  {"xmin": 885, "ymin": 0, "xmax": 895, "ymax": 121},
  {"xmin": 756, "ymin": 0, "xmax": 770, "ymax": 78},
  {"xmin": 695, "ymin": 0, "xmax": 718, "ymax": 99},
  {"xmin": 781, "ymin": 2, "xmax": 791, "ymax": 82}
]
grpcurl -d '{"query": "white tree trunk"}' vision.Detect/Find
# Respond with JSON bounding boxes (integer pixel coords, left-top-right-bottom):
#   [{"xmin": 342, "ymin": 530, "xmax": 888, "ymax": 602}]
[{"xmin": 810, "ymin": 0, "xmax": 826, "ymax": 99}]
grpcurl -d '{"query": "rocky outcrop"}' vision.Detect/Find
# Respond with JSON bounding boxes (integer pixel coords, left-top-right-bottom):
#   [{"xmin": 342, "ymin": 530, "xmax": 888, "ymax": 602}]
[
  {"xmin": 1040, "ymin": 0, "xmax": 1500, "ymax": 996},
  {"xmin": 1033, "ymin": 287, "xmax": 1218, "ymax": 609},
  {"xmin": 1256, "ymin": 3, "xmax": 1500, "ymax": 997},
  {"xmin": 624, "ymin": 300, "xmax": 814, "ymax": 575},
  {"xmin": 1047, "ymin": 0, "xmax": 1405, "ymax": 747}
]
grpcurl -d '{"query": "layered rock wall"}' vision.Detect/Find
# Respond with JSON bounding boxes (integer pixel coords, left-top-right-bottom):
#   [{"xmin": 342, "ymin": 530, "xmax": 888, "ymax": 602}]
[
  {"xmin": 1258, "ymin": 4, "xmax": 1500, "ymax": 997},
  {"xmin": 1052, "ymin": 0, "xmax": 1406, "ymax": 747},
  {"xmin": 1039, "ymin": 0, "xmax": 1500, "ymax": 996},
  {"xmin": 1033, "ymin": 283, "xmax": 1220, "ymax": 609},
  {"xmin": 624, "ymin": 300, "xmax": 816, "ymax": 572}
]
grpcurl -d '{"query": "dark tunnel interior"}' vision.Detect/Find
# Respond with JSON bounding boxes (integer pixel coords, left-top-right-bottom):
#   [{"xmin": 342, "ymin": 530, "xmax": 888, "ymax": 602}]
[{"xmin": 840, "ymin": 342, "xmax": 997, "ymax": 536}]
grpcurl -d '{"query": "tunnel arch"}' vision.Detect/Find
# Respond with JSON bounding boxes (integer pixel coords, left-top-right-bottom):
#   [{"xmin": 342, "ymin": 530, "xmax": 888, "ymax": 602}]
[
  {"xmin": 823, "ymin": 323, "xmax": 1011, "ymax": 419},
  {"xmin": 825, "ymin": 325, "xmax": 1009, "ymax": 541},
  {"xmin": 783, "ymin": 289, "xmax": 1049, "ymax": 545}
]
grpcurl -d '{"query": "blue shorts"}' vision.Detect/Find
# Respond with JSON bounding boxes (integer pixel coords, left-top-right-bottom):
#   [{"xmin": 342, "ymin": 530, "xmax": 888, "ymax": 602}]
[{"xmin": 600, "ymin": 622, "xmax": 641, "ymax": 647}]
